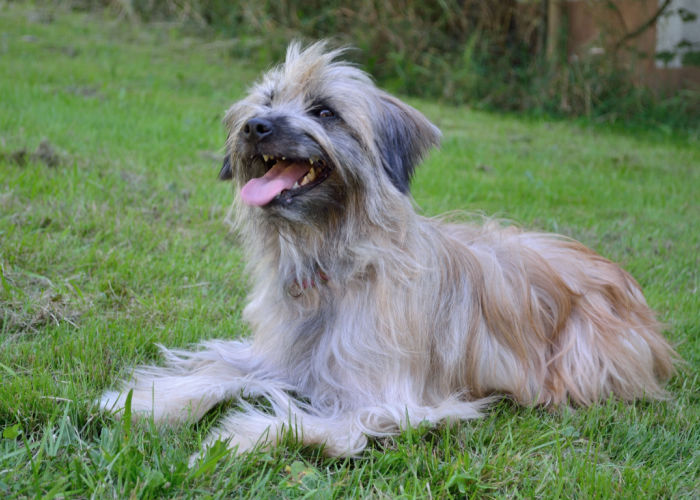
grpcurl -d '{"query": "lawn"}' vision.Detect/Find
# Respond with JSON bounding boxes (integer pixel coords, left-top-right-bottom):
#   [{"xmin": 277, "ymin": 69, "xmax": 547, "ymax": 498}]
[{"xmin": 1, "ymin": 3, "xmax": 698, "ymax": 498}]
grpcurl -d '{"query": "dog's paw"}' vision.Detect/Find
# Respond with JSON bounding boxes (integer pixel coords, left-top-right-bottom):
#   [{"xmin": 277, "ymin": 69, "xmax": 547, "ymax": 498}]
[
  {"xmin": 187, "ymin": 438, "xmax": 243, "ymax": 469},
  {"xmin": 98, "ymin": 390, "xmax": 127, "ymax": 417},
  {"xmin": 97, "ymin": 388, "xmax": 155, "ymax": 420}
]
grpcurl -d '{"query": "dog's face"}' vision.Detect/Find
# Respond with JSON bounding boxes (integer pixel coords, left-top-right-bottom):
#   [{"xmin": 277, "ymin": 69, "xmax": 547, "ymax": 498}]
[{"xmin": 220, "ymin": 42, "xmax": 441, "ymax": 228}]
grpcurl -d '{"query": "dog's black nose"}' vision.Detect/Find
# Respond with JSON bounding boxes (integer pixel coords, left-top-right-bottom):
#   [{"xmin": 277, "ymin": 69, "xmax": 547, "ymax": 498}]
[{"xmin": 243, "ymin": 117, "xmax": 273, "ymax": 142}]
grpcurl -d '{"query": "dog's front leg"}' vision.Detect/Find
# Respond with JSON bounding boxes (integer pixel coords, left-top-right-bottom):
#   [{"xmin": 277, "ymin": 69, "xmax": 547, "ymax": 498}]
[
  {"xmin": 194, "ymin": 403, "xmax": 368, "ymax": 462},
  {"xmin": 99, "ymin": 340, "xmax": 259, "ymax": 424},
  {"xmin": 193, "ymin": 397, "xmax": 491, "ymax": 461}
]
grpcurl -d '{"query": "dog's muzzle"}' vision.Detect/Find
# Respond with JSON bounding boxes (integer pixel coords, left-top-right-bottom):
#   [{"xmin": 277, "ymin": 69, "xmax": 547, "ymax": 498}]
[{"xmin": 235, "ymin": 117, "xmax": 334, "ymax": 207}]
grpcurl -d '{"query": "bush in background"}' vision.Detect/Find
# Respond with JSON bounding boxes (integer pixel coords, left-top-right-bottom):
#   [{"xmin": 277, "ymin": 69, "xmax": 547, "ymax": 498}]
[{"xmin": 65, "ymin": 0, "xmax": 699, "ymax": 129}]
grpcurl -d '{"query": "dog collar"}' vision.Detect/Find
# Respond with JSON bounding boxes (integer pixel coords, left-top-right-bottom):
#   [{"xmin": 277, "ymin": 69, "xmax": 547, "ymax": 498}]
[{"xmin": 287, "ymin": 270, "xmax": 329, "ymax": 297}]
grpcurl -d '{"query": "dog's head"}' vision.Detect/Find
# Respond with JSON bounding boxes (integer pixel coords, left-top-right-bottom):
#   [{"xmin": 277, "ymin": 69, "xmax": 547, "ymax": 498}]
[{"xmin": 221, "ymin": 42, "xmax": 440, "ymax": 227}]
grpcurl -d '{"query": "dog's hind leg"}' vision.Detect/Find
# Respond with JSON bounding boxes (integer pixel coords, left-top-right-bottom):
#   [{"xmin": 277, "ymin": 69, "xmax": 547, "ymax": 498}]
[{"xmin": 99, "ymin": 340, "xmax": 259, "ymax": 424}]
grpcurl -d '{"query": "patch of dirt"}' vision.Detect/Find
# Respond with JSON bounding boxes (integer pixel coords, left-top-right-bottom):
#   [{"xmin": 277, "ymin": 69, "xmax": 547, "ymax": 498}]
[
  {"xmin": 7, "ymin": 149, "xmax": 29, "ymax": 166},
  {"xmin": 1, "ymin": 139, "xmax": 64, "ymax": 168},
  {"xmin": 34, "ymin": 139, "xmax": 60, "ymax": 167},
  {"xmin": 26, "ymin": 10, "xmax": 55, "ymax": 24},
  {"xmin": 0, "ymin": 266, "xmax": 85, "ymax": 340},
  {"xmin": 64, "ymin": 84, "xmax": 100, "ymax": 98}
]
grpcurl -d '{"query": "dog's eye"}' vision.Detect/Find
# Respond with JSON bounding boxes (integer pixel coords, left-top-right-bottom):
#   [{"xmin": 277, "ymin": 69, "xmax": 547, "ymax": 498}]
[{"xmin": 309, "ymin": 103, "xmax": 337, "ymax": 121}]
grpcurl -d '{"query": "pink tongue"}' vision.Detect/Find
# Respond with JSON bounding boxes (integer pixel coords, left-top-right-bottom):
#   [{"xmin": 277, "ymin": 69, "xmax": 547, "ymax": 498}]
[{"xmin": 240, "ymin": 162, "xmax": 310, "ymax": 206}]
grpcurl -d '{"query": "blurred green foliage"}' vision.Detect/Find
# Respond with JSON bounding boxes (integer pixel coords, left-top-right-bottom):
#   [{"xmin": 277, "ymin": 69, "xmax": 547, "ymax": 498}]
[{"xmin": 46, "ymin": 0, "xmax": 700, "ymax": 129}]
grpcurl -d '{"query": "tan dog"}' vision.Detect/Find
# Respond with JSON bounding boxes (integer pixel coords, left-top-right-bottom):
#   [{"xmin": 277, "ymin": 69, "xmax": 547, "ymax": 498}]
[{"xmin": 101, "ymin": 42, "xmax": 675, "ymax": 458}]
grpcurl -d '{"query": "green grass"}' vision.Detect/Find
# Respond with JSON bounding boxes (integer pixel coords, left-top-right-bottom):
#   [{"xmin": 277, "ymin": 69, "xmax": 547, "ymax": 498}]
[{"xmin": 1, "ymin": 3, "xmax": 698, "ymax": 498}]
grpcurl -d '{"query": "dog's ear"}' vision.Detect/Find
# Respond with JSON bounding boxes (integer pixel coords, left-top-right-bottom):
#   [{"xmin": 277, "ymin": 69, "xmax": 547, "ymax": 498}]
[
  {"xmin": 218, "ymin": 153, "xmax": 232, "ymax": 180},
  {"xmin": 374, "ymin": 95, "xmax": 441, "ymax": 193}
]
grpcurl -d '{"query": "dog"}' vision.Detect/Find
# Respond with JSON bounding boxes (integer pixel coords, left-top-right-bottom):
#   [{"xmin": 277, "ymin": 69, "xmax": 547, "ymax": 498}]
[{"xmin": 100, "ymin": 42, "xmax": 676, "ymax": 458}]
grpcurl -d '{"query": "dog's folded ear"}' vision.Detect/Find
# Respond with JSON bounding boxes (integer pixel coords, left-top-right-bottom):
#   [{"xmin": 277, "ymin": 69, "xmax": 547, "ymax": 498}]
[
  {"xmin": 218, "ymin": 153, "xmax": 233, "ymax": 180},
  {"xmin": 374, "ymin": 95, "xmax": 441, "ymax": 194}
]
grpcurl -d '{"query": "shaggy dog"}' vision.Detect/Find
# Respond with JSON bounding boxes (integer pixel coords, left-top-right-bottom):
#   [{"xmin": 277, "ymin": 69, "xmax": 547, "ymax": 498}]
[{"xmin": 101, "ymin": 42, "xmax": 675, "ymax": 457}]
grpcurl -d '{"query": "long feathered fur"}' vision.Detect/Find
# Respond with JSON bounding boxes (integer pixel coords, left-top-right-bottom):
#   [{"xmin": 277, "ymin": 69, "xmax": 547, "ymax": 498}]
[{"xmin": 100, "ymin": 42, "xmax": 676, "ymax": 460}]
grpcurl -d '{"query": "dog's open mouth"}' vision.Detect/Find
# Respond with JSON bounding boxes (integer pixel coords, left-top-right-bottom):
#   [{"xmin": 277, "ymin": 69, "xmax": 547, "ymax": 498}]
[{"xmin": 240, "ymin": 155, "xmax": 332, "ymax": 207}]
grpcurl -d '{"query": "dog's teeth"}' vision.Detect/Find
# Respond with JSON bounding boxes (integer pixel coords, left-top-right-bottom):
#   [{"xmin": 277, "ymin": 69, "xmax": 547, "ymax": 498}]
[
  {"xmin": 281, "ymin": 156, "xmax": 286, "ymax": 161},
  {"xmin": 262, "ymin": 154, "xmax": 270, "ymax": 162},
  {"xmin": 293, "ymin": 181, "xmax": 300, "ymax": 189},
  {"xmin": 299, "ymin": 168, "xmax": 317, "ymax": 187},
  {"xmin": 309, "ymin": 158, "xmax": 314, "ymax": 165}
]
